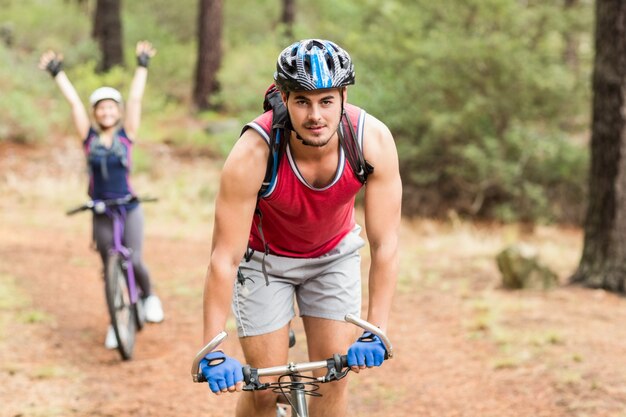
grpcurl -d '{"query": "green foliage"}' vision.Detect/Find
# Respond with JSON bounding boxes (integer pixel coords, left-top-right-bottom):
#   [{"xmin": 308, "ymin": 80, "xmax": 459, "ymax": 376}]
[
  {"xmin": 0, "ymin": 0, "xmax": 90, "ymax": 142},
  {"xmin": 0, "ymin": 0, "xmax": 594, "ymax": 223},
  {"xmin": 71, "ymin": 61, "xmax": 128, "ymax": 100},
  {"xmin": 215, "ymin": 40, "xmax": 280, "ymax": 119},
  {"xmin": 125, "ymin": 0, "xmax": 198, "ymax": 43},
  {"xmin": 344, "ymin": 0, "xmax": 592, "ymax": 223},
  {"xmin": 131, "ymin": 146, "xmax": 152, "ymax": 175},
  {"xmin": 2, "ymin": 0, "xmax": 91, "ymax": 51},
  {"xmin": 223, "ymin": 0, "xmax": 281, "ymax": 47},
  {"xmin": 0, "ymin": 44, "xmax": 53, "ymax": 142},
  {"xmin": 123, "ymin": 1, "xmax": 197, "ymax": 105}
]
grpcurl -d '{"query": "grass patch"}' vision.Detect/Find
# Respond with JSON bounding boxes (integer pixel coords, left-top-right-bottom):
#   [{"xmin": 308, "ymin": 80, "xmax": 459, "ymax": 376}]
[
  {"xmin": 19, "ymin": 309, "xmax": 51, "ymax": 324},
  {"xmin": 492, "ymin": 357, "xmax": 520, "ymax": 370},
  {"xmin": 34, "ymin": 365, "xmax": 67, "ymax": 380},
  {"xmin": 0, "ymin": 273, "xmax": 51, "ymax": 338},
  {"xmin": 556, "ymin": 369, "xmax": 583, "ymax": 386},
  {"xmin": 463, "ymin": 293, "xmax": 567, "ymax": 372},
  {"xmin": 11, "ymin": 405, "xmax": 66, "ymax": 417},
  {"xmin": 0, "ymin": 273, "xmax": 28, "ymax": 310},
  {"xmin": 0, "ymin": 273, "xmax": 29, "ymax": 339},
  {"xmin": 68, "ymin": 256, "xmax": 91, "ymax": 268},
  {"xmin": 170, "ymin": 283, "xmax": 203, "ymax": 299},
  {"xmin": 158, "ymin": 272, "xmax": 204, "ymax": 301}
]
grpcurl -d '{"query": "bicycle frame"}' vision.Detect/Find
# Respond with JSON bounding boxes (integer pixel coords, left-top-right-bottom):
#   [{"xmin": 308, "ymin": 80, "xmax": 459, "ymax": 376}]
[
  {"xmin": 109, "ymin": 208, "xmax": 139, "ymax": 304},
  {"xmin": 68, "ymin": 195, "xmax": 157, "ymax": 300},
  {"xmin": 191, "ymin": 314, "xmax": 394, "ymax": 417}
]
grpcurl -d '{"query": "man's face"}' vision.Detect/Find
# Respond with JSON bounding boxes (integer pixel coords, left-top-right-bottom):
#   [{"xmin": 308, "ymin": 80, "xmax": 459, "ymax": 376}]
[{"xmin": 284, "ymin": 88, "xmax": 345, "ymax": 148}]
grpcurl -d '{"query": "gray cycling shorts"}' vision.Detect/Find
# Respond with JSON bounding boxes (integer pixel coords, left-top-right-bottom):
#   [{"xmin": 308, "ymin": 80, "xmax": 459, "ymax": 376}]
[{"xmin": 232, "ymin": 226, "xmax": 365, "ymax": 337}]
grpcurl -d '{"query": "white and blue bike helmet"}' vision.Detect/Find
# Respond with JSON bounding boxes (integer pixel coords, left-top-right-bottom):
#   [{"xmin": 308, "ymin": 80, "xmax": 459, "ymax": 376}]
[{"xmin": 274, "ymin": 39, "xmax": 355, "ymax": 92}]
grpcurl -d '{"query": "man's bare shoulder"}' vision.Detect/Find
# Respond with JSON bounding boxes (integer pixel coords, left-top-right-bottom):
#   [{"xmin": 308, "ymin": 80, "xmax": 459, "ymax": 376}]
[
  {"xmin": 363, "ymin": 112, "xmax": 391, "ymax": 135},
  {"xmin": 362, "ymin": 112, "xmax": 396, "ymax": 162},
  {"xmin": 228, "ymin": 128, "xmax": 270, "ymax": 162},
  {"xmin": 220, "ymin": 128, "xmax": 270, "ymax": 195}
]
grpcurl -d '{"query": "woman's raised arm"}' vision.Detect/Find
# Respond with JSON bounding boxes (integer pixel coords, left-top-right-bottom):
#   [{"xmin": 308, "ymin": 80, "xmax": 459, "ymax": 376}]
[
  {"xmin": 39, "ymin": 50, "xmax": 90, "ymax": 139},
  {"xmin": 125, "ymin": 41, "xmax": 156, "ymax": 139}
]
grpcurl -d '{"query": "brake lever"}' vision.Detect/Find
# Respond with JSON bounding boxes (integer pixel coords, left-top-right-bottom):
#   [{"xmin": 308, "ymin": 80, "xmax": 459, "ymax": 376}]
[
  {"xmin": 191, "ymin": 331, "xmax": 228, "ymax": 382},
  {"xmin": 344, "ymin": 314, "xmax": 394, "ymax": 359},
  {"xmin": 321, "ymin": 353, "xmax": 350, "ymax": 382}
]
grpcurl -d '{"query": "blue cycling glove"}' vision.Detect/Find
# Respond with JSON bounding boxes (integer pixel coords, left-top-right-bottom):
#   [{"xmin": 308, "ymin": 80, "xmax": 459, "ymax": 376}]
[
  {"xmin": 200, "ymin": 351, "xmax": 244, "ymax": 393},
  {"xmin": 347, "ymin": 331, "xmax": 387, "ymax": 368}
]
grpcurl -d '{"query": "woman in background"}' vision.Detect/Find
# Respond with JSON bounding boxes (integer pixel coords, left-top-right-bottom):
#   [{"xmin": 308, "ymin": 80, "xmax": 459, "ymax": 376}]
[{"xmin": 39, "ymin": 41, "xmax": 164, "ymax": 349}]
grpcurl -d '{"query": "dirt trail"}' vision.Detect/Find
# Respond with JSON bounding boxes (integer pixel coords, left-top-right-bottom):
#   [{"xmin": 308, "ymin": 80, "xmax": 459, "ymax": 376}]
[{"xmin": 2, "ymin": 142, "xmax": 626, "ymax": 417}]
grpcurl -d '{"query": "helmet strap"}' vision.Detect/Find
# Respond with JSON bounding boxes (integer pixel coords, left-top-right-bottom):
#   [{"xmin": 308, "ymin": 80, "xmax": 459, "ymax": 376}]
[{"xmin": 339, "ymin": 87, "xmax": 347, "ymax": 132}]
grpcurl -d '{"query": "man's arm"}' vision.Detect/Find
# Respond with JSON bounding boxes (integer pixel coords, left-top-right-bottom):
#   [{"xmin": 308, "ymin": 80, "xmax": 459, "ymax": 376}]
[
  {"xmin": 362, "ymin": 115, "xmax": 402, "ymax": 333},
  {"xmin": 202, "ymin": 129, "xmax": 269, "ymax": 344}
]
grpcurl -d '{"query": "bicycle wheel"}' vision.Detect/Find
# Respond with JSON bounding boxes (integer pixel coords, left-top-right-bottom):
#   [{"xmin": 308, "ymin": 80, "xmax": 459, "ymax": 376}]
[{"xmin": 105, "ymin": 253, "xmax": 137, "ymax": 360}]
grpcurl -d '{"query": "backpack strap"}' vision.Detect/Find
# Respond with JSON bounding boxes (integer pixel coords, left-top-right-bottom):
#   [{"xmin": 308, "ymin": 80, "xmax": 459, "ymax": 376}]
[
  {"xmin": 339, "ymin": 108, "xmax": 374, "ymax": 184},
  {"xmin": 241, "ymin": 85, "xmax": 289, "ymax": 286},
  {"xmin": 259, "ymin": 84, "xmax": 290, "ymax": 197},
  {"xmin": 244, "ymin": 208, "xmax": 271, "ymax": 286}
]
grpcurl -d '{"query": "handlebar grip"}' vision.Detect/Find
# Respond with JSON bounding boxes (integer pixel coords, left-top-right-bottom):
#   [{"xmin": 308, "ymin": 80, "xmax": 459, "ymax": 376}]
[
  {"xmin": 66, "ymin": 203, "xmax": 91, "ymax": 216},
  {"xmin": 242, "ymin": 365, "xmax": 252, "ymax": 385},
  {"xmin": 66, "ymin": 207, "xmax": 83, "ymax": 216},
  {"xmin": 339, "ymin": 354, "xmax": 349, "ymax": 369}
]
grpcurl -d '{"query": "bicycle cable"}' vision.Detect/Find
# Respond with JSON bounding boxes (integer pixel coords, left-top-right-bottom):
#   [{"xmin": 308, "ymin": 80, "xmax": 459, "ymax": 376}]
[{"xmin": 269, "ymin": 373, "xmax": 321, "ymax": 415}]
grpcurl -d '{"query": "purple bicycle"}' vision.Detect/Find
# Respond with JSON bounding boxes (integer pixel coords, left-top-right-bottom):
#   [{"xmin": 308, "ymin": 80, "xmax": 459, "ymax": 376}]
[{"xmin": 67, "ymin": 194, "xmax": 156, "ymax": 360}]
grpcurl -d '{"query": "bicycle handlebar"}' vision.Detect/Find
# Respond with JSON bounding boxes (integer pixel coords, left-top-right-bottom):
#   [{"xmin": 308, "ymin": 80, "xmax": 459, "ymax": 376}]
[
  {"xmin": 191, "ymin": 331, "xmax": 228, "ymax": 383},
  {"xmin": 66, "ymin": 195, "xmax": 158, "ymax": 216},
  {"xmin": 190, "ymin": 314, "xmax": 393, "ymax": 384},
  {"xmin": 344, "ymin": 313, "xmax": 393, "ymax": 358}
]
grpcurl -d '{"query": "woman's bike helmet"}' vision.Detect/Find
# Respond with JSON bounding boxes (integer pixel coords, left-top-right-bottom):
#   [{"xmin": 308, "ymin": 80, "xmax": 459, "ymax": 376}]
[
  {"xmin": 89, "ymin": 86, "xmax": 122, "ymax": 107},
  {"xmin": 274, "ymin": 39, "xmax": 355, "ymax": 92}
]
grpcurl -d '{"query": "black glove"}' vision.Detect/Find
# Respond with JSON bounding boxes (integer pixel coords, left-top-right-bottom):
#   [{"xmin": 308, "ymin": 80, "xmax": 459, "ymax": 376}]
[
  {"xmin": 137, "ymin": 52, "xmax": 151, "ymax": 68},
  {"xmin": 45, "ymin": 58, "xmax": 63, "ymax": 77}
]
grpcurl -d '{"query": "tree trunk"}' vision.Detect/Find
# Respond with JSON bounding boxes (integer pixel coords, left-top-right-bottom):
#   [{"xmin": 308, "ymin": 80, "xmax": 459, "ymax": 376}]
[
  {"xmin": 281, "ymin": 0, "xmax": 295, "ymax": 39},
  {"xmin": 193, "ymin": 0, "xmax": 223, "ymax": 110},
  {"xmin": 570, "ymin": 0, "xmax": 626, "ymax": 292},
  {"xmin": 92, "ymin": 0, "xmax": 124, "ymax": 72}
]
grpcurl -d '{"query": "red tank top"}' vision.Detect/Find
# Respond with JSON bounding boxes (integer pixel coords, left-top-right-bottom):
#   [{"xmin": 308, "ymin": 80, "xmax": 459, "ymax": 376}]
[{"xmin": 246, "ymin": 104, "xmax": 366, "ymax": 258}]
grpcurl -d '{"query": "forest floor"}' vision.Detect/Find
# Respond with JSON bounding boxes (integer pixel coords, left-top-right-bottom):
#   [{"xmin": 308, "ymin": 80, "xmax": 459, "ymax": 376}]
[{"xmin": 2, "ymin": 138, "xmax": 626, "ymax": 417}]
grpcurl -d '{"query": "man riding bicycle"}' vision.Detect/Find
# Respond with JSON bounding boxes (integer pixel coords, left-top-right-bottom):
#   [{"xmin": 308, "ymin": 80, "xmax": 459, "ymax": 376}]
[{"xmin": 200, "ymin": 39, "xmax": 401, "ymax": 417}]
